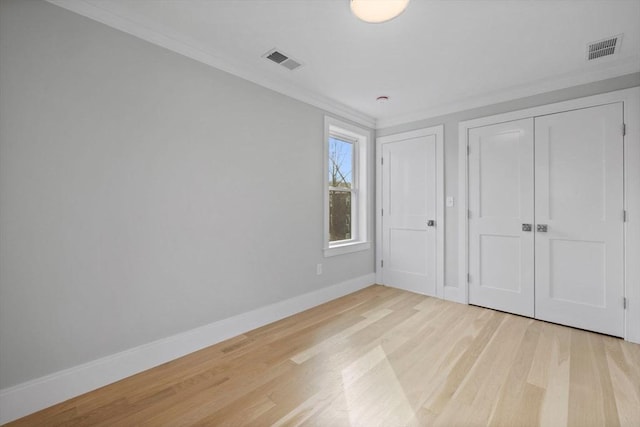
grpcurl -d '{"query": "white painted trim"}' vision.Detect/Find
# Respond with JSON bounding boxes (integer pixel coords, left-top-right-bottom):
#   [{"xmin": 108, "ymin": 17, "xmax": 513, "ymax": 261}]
[
  {"xmin": 376, "ymin": 126, "xmax": 445, "ymax": 298},
  {"xmin": 0, "ymin": 273, "xmax": 375, "ymax": 424},
  {"xmin": 444, "ymin": 285, "xmax": 465, "ymax": 304},
  {"xmin": 436, "ymin": 126, "xmax": 445, "ymax": 299},
  {"xmin": 457, "ymin": 87, "xmax": 640, "ymax": 343},
  {"xmin": 623, "ymin": 87, "xmax": 640, "ymax": 344},
  {"xmin": 457, "ymin": 121, "xmax": 470, "ymax": 305},
  {"xmin": 377, "ymin": 57, "xmax": 640, "ymax": 129},
  {"xmin": 45, "ymin": 0, "xmax": 376, "ymax": 129},
  {"xmin": 375, "ymin": 136, "xmax": 384, "ymax": 285},
  {"xmin": 324, "ymin": 241, "xmax": 371, "ymax": 257}
]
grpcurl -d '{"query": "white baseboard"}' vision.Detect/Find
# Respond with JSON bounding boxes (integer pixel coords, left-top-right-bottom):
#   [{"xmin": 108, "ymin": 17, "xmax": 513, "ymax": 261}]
[
  {"xmin": 444, "ymin": 285, "xmax": 466, "ymax": 304},
  {"xmin": 0, "ymin": 274, "xmax": 375, "ymax": 424}
]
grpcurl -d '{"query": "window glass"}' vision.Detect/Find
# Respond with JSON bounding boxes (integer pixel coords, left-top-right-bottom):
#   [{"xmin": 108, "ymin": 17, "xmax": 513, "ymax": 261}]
[
  {"xmin": 329, "ymin": 190, "xmax": 352, "ymax": 241},
  {"xmin": 328, "ymin": 137, "xmax": 353, "ymax": 188},
  {"xmin": 328, "ymin": 137, "xmax": 354, "ymax": 242}
]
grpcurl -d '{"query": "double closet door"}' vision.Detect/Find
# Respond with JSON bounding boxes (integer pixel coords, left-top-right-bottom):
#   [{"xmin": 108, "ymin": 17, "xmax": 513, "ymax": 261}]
[{"xmin": 468, "ymin": 103, "xmax": 624, "ymax": 337}]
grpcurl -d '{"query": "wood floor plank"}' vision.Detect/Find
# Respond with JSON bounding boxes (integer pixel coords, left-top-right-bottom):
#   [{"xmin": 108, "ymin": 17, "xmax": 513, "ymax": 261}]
[
  {"xmin": 390, "ymin": 303, "xmax": 482, "ymax": 410},
  {"xmin": 437, "ymin": 314, "xmax": 531, "ymax": 426},
  {"xmin": 488, "ymin": 320, "xmax": 543, "ymax": 427},
  {"xmin": 538, "ymin": 322, "xmax": 572, "ymax": 427},
  {"xmin": 424, "ymin": 310, "xmax": 504, "ymax": 415},
  {"xmin": 568, "ymin": 329, "xmax": 606, "ymax": 427},
  {"xmin": 5, "ymin": 285, "xmax": 640, "ymax": 427},
  {"xmin": 591, "ymin": 334, "xmax": 621, "ymax": 427}
]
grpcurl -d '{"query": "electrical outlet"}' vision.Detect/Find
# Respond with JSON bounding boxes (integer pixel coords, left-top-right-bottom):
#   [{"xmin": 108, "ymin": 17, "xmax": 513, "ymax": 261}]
[
  {"xmin": 316, "ymin": 263, "xmax": 323, "ymax": 275},
  {"xmin": 446, "ymin": 196, "xmax": 455, "ymax": 207}
]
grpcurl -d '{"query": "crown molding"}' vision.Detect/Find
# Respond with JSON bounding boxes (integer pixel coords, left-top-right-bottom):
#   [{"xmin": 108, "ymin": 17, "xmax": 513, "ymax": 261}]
[
  {"xmin": 45, "ymin": 1, "xmax": 640, "ymax": 132},
  {"xmin": 376, "ymin": 56, "xmax": 640, "ymax": 129},
  {"xmin": 46, "ymin": 0, "xmax": 377, "ymax": 129}
]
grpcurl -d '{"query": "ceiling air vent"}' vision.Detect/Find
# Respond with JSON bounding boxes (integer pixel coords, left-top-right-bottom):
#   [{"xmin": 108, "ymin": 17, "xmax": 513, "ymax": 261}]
[
  {"xmin": 586, "ymin": 34, "xmax": 623, "ymax": 60},
  {"xmin": 263, "ymin": 48, "xmax": 303, "ymax": 71}
]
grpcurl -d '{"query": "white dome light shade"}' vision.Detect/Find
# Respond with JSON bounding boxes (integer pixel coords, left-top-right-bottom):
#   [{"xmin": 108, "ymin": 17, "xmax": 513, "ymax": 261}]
[{"xmin": 350, "ymin": 0, "xmax": 410, "ymax": 23}]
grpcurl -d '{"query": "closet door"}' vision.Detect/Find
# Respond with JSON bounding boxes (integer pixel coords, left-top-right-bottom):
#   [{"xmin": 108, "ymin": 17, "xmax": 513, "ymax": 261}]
[
  {"xmin": 468, "ymin": 119, "xmax": 534, "ymax": 317},
  {"xmin": 534, "ymin": 103, "xmax": 624, "ymax": 337}
]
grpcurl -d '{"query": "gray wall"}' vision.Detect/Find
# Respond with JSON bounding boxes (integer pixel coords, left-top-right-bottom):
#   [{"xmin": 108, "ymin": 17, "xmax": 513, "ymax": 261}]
[
  {"xmin": 377, "ymin": 72, "xmax": 640, "ymax": 290},
  {"xmin": 0, "ymin": 0, "xmax": 374, "ymax": 389}
]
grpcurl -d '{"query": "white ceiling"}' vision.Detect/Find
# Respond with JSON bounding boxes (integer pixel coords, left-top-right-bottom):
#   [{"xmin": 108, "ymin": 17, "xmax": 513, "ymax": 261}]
[{"xmin": 50, "ymin": 0, "xmax": 640, "ymax": 128}]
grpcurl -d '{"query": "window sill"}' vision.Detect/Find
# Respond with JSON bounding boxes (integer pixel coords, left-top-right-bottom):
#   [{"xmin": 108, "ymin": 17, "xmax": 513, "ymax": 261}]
[{"xmin": 324, "ymin": 241, "xmax": 371, "ymax": 257}]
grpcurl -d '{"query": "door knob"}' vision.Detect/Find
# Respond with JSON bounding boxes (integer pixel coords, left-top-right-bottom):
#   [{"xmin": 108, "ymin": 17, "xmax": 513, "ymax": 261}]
[
  {"xmin": 537, "ymin": 224, "xmax": 548, "ymax": 232},
  {"xmin": 427, "ymin": 220, "xmax": 435, "ymax": 227},
  {"xmin": 522, "ymin": 224, "xmax": 532, "ymax": 232}
]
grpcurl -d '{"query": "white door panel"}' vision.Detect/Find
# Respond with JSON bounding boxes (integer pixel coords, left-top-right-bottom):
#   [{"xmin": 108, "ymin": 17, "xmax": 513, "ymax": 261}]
[
  {"xmin": 382, "ymin": 135, "xmax": 437, "ymax": 296},
  {"xmin": 534, "ymin": 103, "xmax": 624, "ymax": 336},
  {"xmin": 468, "ymin": 119, "xmax": 534, "ymax": 317}
]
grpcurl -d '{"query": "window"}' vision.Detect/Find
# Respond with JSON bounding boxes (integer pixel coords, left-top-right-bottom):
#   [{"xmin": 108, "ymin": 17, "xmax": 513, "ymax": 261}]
[
  {"xmin": 324, "ymin": 117, "xmax": 370, "ymax": 256},
  {"xmin": 328, "ymin": 136, "xmax": 354, "ymax": 242}
]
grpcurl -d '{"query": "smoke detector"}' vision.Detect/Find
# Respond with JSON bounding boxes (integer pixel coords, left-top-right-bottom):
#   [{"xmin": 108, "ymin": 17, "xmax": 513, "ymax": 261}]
[
  {"xmin": 586, "ymin": 34, "xmax": 623, "ymax": 61},
  {"xmin": 263, "ymin": 48, "xmax": 303, "ymax": 71}
]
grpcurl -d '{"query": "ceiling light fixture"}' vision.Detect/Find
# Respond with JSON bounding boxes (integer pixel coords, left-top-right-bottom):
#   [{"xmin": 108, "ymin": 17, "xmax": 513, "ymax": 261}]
[{"xmin": 350, "ymin": 0, "xmax": 410, "ymax": 23}]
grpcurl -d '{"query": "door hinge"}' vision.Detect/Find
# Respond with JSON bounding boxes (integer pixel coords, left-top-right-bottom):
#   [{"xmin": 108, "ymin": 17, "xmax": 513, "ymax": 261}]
[
  {"xmin": 467, "ymin": 273, "xmax": 471, "ymax": 283},
  {"xmin": 467, "ymin": 145, "xmax": 470, "ymax": 155},
  {"xmin": 623, "ymin": 123, "xmax": 626, "ymax": 136},
  {"xmin": 381, "ymin": 208, "xmax": 384, "ymax": 217},
  {"xmin": 381, "ymin": 157, "xmax": 384, "ymax": 165},
  {"xmin": 623, "ymin": 210, "xmax": 627, "ymax": 222},
  {"xmin": 381, "ymin": 260, "xmax": 384, "ymax": 268},
  {"xmin": 468, "ymin": 209, "xmax": 472, "ymax": 219},
  {"xmin": 623, "ymin": 297, "xmax": 627, "ymax": 309}
]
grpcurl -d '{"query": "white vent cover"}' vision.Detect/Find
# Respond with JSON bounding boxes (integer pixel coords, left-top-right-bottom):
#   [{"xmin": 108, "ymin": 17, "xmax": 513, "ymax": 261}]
[
  {"xmin": 263, "ymin": 48, "xmax": 303, "ymax": 71},
  {"xmin": 586, "ymin": 34, "xmax": 622, "ymax": 60}
]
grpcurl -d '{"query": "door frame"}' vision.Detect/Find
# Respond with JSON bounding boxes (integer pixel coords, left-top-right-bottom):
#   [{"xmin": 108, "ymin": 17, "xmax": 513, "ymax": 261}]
[
  {"xmin": 376, "ymin": 125, "xmax": 445, "ymax": 297},
  {"xmin": 457, "ymin": 87, "xmax": 640, "ymax": 343}
]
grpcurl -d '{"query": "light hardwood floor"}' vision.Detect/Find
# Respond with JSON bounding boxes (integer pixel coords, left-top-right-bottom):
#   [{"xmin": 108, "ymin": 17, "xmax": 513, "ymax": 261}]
[{"xmin": 6, "ymin": 285, "xmax": 640, "ymax": 426}]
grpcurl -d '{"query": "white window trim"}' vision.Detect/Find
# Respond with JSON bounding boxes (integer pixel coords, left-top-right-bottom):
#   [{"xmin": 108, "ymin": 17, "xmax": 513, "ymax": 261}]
[{"xmin": 324, "ymin": 116, "xmax": 371, "ymax": 257}]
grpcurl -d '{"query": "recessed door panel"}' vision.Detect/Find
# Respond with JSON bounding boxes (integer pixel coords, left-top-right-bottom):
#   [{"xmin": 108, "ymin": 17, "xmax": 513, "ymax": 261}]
[
  {"xmin": 468, "ymin": 119, "xmax": 534, "ymax": 317},
  {"xmin": 388, "ymin": 229, "xmax": 428, "ymax": 275},
  {"xmin": 549, "ymin": 239, "xmax": 605, "ymax": 307},
  {"xmin": 480, "ymin": 235, "xmax": 521, "ymax": 292},
  {"xmin": 382, "ymin": 135, "xmax": 436, "ymax": 296},
  {"xmin": 478, "ymin": 135, "xmax": 522, "ymax": 219},
  {"xmin": 545, "ymin": 121, "xmax": 606, "ymax": 221},
  {"xmin": 535, "ymin": 103, "xmax": 624, "ymax": 336}
]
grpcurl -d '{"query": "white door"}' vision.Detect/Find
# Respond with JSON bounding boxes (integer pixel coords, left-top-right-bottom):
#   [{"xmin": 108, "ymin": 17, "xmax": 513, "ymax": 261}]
[
  {"xmin": 381, "ymin": 134, "xmax": 437, "ymax": 296},
  {"xmin": 534, "ymin": 103, "xmax": 624, "ymax": 336},
  {"xmin": 468, "ymin": 119, "xmax": 535, "ymax": 317}
]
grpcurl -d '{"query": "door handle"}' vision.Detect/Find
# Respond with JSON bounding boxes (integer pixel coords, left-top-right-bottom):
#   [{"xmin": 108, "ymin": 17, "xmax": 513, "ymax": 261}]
[
  {"xmin": 537, "ymin": 224, "xmax": 548, "ymax": 232},
  {"xmin": 522, "ymin": 224, "xmax": 532, "ymax": 232},
  {"xmin": 427, "ymin": 220, "xmax": 435, "ymax": 227}
]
